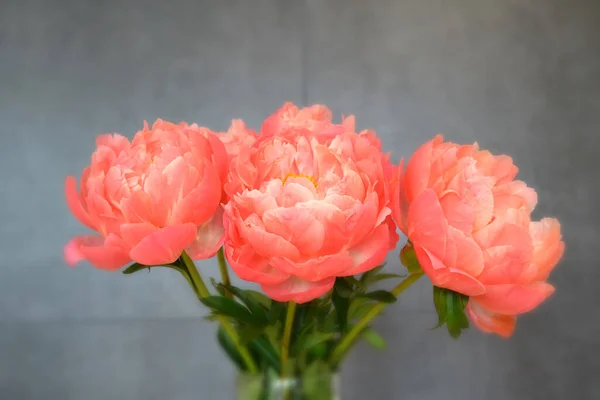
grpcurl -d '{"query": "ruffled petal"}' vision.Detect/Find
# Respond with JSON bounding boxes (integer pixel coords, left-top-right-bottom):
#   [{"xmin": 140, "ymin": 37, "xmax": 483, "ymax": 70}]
[
  {"xmin": 271, "ymin": 251, "xmax": 353, "ymax": 282},
  {"xmin": 405, "ymin": 136, "xmax": 442, "ymax": 202},
  {"xmin": 407, "ymin": 188, "xmax": 448, "ymax": 261},
  {"xmin": 527, "ymin": 218, "xmax": 565, "ymax": 282},
  {"xmin": 261, "ymin": 276, "xmax": 336, "ymax": 303},
  {"xmin": 186, "ymin": 207, "xmax": 226, "ymax": 260},
  {"xmin": 414, "ymin": 244, "xmax": 486, "ymax": 296},
  {"xmin": 169, "ymin": 164, "xmax": 222, "ymax": 226},
  {"xmin": 120, "ymin": 222, "xmax": 159, "ymax": 249},
  {"xmin": 64, "ymin": 235, "xmax": 131, "ymax": 270},
  {"xmin": 439, "ymin": 192, "xmax": 474, "ymax": 234},
  {"xmin": 467, "ymin": 300, "xmax": 516, "ymax": 338},
  {"xmin": 245, "ymin": 225, "xmax": 301, "ymax": 261},
  {"xmin": 129, "ymin": 223, "xmax": 197, "ymax": 265},
  {"xmin": 474, "ymin": 282, "xmax": 555, "ymax": 315},
  {"xmin": 225, "ymin": 243, "xmax": 290, "ymax": 285},
  {"xmin": 343, "ymin": 220, "xmax": 391, "ymax": 276},
  {"xmin": 391, "ymin": 159, "xmax": 409, "ymax": 234},
  {"xmin": 65, "ymin": 176, "xmax": 96, "ymax": 230}
]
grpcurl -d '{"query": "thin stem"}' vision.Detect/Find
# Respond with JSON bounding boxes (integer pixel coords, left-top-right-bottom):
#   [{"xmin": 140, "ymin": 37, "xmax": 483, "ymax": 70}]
[
  {"xmin": 216, "ymin": 247, "xmax": 232, "ymax": 297},
  {"xmin": 281, "ymin": 301, "xmax": 297, "ymax": 378},
  {"xmin": 329, "ymin": 273, "xmax": 423, "ymax": 366},
  {"xmin": 180, "ymin": 251, "xmax": 210, "ymax": 297},
  {"xmin": 180, "ymin": 251, "xmax": 258, "ymax": 374}
]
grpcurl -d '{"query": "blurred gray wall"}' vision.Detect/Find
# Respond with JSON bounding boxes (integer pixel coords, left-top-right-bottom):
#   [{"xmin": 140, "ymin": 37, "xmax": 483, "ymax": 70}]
[{"xmin": 1, "ymin": 0, "xmax": 599, "ymax": 399}]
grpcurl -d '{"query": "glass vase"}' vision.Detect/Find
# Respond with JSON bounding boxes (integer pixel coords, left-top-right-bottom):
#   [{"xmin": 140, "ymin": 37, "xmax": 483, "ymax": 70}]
[{"xmin": 236, "ymin": 369, "xmax": 340, "ymax": 400}]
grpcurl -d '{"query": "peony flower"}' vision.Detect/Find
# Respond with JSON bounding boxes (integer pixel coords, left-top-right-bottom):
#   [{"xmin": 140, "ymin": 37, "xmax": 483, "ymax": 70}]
[
  {"xmin": 261, "ymin": 102, "xmax": 354, "ymax": 140},
  {"xmin": 64, "ymin": 119, "xmax": 228, "ymax": 270},
  {"xmin": 393, "ymin": 135, "xmax": 564, "ymax": 337},
  {"xmin": 223, "ymin": 104, "xmax": 398, "ymax": 303},
  {"xmin": 219, "ymin": 119, "xmax": 257, "ymax": 160}
]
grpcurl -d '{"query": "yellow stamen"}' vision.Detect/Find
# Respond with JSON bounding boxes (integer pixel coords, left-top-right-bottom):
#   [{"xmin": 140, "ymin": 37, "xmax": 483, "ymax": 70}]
[{"xmin": 282, "ymin": 173, "xmax": 318, "ymax": 188}]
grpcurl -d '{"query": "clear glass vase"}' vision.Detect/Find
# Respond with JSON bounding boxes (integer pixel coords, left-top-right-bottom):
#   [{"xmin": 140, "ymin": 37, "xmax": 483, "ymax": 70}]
[{"xmin": 236, "ymin": 369, "xmax": 340, "ymax": 400}]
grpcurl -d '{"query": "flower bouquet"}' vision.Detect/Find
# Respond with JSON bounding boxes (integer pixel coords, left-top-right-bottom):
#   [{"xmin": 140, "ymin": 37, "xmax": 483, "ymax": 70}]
[{"xmin": 64, "ymin": 103, "xmax": 564, "ymax": 399}]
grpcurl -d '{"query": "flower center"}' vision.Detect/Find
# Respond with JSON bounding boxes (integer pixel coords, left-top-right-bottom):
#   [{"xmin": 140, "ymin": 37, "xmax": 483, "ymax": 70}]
[{"xmin": 282, "ymin": 173, "xmax": 318, "ymax": 188}]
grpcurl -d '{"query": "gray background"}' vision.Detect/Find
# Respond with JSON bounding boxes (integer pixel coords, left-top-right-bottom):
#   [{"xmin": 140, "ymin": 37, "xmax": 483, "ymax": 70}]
[{"xmin": 1, "ymin": 0, "xmax": 599, "ymax": 399}]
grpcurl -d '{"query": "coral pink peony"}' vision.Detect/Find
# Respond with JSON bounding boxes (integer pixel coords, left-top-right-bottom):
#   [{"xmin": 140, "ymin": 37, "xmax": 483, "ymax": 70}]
[
  {"xmin": 64, "ymin": 120, "xmax": 228, "ymax": 270},
  {"xmin": 223, "ymin": 104, "xmax": 398, "ymax": 303},
  {"xmin": 393, "ymin": 135, "xmax": 564, "ymax": 337},
  {"xmin": 261, "ymin": 102, "xmax": 353, "ymax": 140},
  {"xmin": 219, "ymin": 119, "xmax": 257, "ymax": 160}
]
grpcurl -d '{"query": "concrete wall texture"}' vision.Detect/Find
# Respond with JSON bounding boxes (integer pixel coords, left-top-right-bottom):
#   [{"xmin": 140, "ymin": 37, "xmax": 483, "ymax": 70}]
[{"xmin": 1, "ymin": 0, "xmax": 599, "ymax": 399}]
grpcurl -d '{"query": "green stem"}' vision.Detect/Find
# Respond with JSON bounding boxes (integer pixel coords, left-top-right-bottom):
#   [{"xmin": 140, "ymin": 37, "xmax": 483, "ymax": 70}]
[
  {"xmin": 216, "ymin": 247, "xmax": 232, "ymax": 298},
  {"xmin": 180, "ymin": 251, "xmax": 258, "ymax": 374},
  {"xmin": 281, "ymin": 301, "xmax": 297, "ymax": 378},
  {"xmin": 181, "ymin": 251, "xmax": 210, "ymax": 296},
  {"xmin": 329, "ymin": 273, "xmax": 423, "ymax": 366}
]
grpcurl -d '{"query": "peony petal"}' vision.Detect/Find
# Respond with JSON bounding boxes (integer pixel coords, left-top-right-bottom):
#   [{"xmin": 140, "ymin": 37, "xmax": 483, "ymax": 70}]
[
  {"xmin": 343, "ymin": 221, "xmax": 391, "ymax": 276},
  {"xmin": 245, "ymin": 224, "xmax": 301, "ymax": 261},
  {"xmin": 439, "ymin": 192, "xmax": 474, "ymax": 234},
  {"xmin": 407, "ymin": 188, "xmax": 448, "ymax": 261},
  {"xmin": 414, "ymin": 244, "xmax": 486, "ymax": 296},
  {"xmin": 120, "ymin": 190, "xmax": 155, "ymax": 225},
  {"xmin": 467, "ymin": 300, "xmax": 516, "ymax": 338},
  {"xmin": 475, "ymin": 282, "xmax": 555, "ymax": 315},
  {"xmin": 270, "ymin": 251, "xmax": 353, "ymax": 282},
  {"xmin": 405, "ymin": 135, "xmax": 443, "ymax": 202},
  {"xmin": 129, "ymin": 223, "xmax": 197, "ymax": 265},
  {"xmin": 262, "ymin": 207, "xmax": 325, "ymax": 255},
  {"xmin": 527, "ymin": 218, "xmax": 565, "ymax": 282},
  {"xmin": 477, "ymin": 223, "xmax": 533, "ymax": 285},
  {"xmin": 345, "ymin": 192, "xmax": 379, "ymax": 248},
  {"xmin": 65, "ymin": 235, "xmax": 131, "ymax": 270},
  {"xmin": 169, "ymin": 164, "xmax": 221, "ymax": 226},
  {"xmin": 493, "ymin": 181, "xmax": 538, "ymax": 216},
  {"xmin": 225, "ymin": 243, "xmax": 290, "ymax": 286},
  {"xmin": 186, "ymin": 207, "xmax": 227, "ymax": 260},
  {"xmin": 120, "ymin": 223, "xmax": 159, "ymax": 249},
  {"xmin": 447, "ymin": 227, "xmax": 485, "ymax": 277},
  {"xmin": 391, "ymin": 159, "xmax": 409, "ymax": 234},
  {"xmin": 280, "ymin": 180, "xmax": 318, "ymax": 207},
  {"xmin": 261, "ymin": 276, "xmax": 336, "ymax": 303},
  {"xmin": 65, "ymin": 176, "xmax": 96, "ymax": 230},
  {"xmin": 446, "ymin": 159, "xmax": 494, "ymax": 231}
]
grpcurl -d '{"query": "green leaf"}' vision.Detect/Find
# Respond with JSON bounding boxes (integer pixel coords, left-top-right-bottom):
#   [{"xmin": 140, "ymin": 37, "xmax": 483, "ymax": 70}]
[
  {"xmin": 247, "ymin": 336, "xmax": 281, "ymax": 373},
  {"xmin": 268, "ymin": 300, "xmax": 286, "ymax": 324},
  {"xmin": 292, "ymin": 332, "xmax": 335, "ymax": 355},
  {"xmin": 244, "ymin": 290, "xmax": 272, "ymax": 309},
  {"xmin": 332, "ymin": 281, "xmax": 350, "ymax": 333},
  {"xmin": 359, "ymin": 264, "xmax": 386, "ymax": 285},
  {"xmin": 334, "ymin": 278, "xmax": 354, "ymax": 298},
  {"xmin": 362, "ymin": 327, "xmax": 387, "ymax": 350},
  {"xmin": 432, "ymin": 286, "xmax": 447, "ymax": 328},
  {"xmin": 217, "ymin": 326, "xmax": 247, "ymax": 372},
  {"xmin": 400, "ymin": 244, "xmax": 423, "ymax": 275},
  {"xmin": 122, "ymin": 262, "xmax": 195, "ymax": 287},
  {"xmin": 432, "ymin": 286, "xmax": 470, "ymax": 338},
  {"xmin": 209, "ymin": 278, "xmax": 227, "ymax": 296},
  {"xmin": 307, "ymin": 340, "xmax": 333, "ymax": 362},
  {"xmin": 122, "ymin": 262, "xmax": 152, "ymax": 274},
  {"xmin": 218, "ymin": 285, "xmax": 269, "ymax": 325},
  {"xmin": 322, "ymin": 311, "xmax": 339, "ymax": 333},
  {"xmin": 360, "ymin": 290, "xmax": 397, "ymax": 304},
  {"xmin": 348, "ymin": 299, "xmax": 376, "ymax": 320},
  {"xmin": 200, "ymin": 296, "xmax": 257, "ymax": 325},
  {"xmin": 238, "ymin": 325, "xmax": 264, "ymax": 346},
  {"xmin": 343, "ymin": 276, "xmax": 360, "ymax": 287},
  {"xmin": 122, "ymin": 262, "xmax": 187, "ymax": 275}
]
